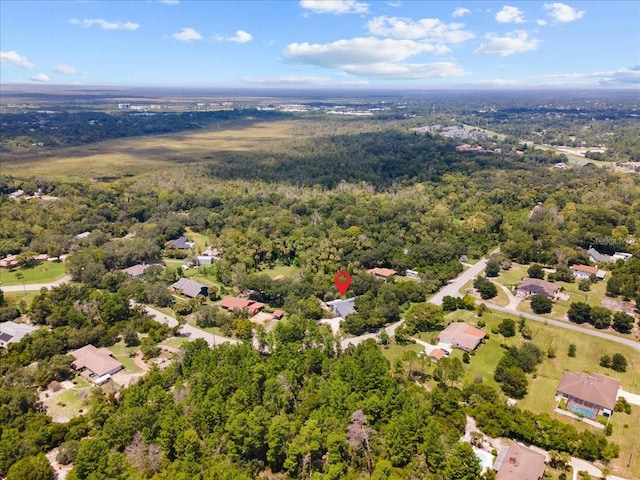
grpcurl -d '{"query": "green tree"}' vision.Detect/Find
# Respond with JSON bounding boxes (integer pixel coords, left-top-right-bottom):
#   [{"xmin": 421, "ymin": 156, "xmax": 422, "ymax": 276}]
[
  {"xmin": 444, "ymin": 442, "xmax": 482, "ymax": 480},
  {"xmin": 485, "ymin": 259, "xmax": 500, "ymax": 277},
  {"xmin": 600, "ymin": 355, "xmax": 611, "ymax": 368},
  {"xmin": 530, "ymin": 294, "xmax": 552, "ymax": 314},
  {"xmin": 6, "ymin": 454, "xmax": 54, "ymax": 480},
  {"xmin": 527, "ymin": 264, "xmax": 545, "ymax": 279},
  {"xmin": 612, "ymin": 311, "xmax": 634, "ymax": 334},
  {"xmin": 73, "ymin": 438, "xmax": 109, "ymax": 479},
  {"xmin": 568, "ymin": 343, "xmax": 577, "ymax": 357},
  {"xmin": 500, "ymin": 367, "xmax": 528, "ymax": 399},
  {"xmin": 404, "ymin": 302, "xmax": 444, "ymax": 333},
  {"xmin": 568, "ymin": 302, "xmax": 592, "ymax": 324},
  {"xmin": 611, "ymin": 353, "xmax": 628, "ymax": 372},
  {"xmin": 473, "ymin": 277, "xmax": 498, "ymax": 300},
  {"xmin": 497, "ymin": 318, "xmax": 516, "ymax": 337}
]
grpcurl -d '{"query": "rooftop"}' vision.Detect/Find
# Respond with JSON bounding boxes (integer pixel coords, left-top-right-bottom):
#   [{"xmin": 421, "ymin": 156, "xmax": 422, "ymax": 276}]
[{"xmin": 556, "ymin": 372, "xmax": 620, "ymax": 411}]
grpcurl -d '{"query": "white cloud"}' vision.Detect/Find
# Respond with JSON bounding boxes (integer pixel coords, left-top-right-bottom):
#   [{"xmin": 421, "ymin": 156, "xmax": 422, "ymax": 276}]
[
  {"xmin": 242, "ymin": 75, "xmax": 334, "ymax": 85},
  {"xmin": 70, "ymin": 18, "xmax": 139, "ymax": 30},
  {"xmin": 300, "ymin": 0, "xmax": 369, "ymax": 15},
  {"xmin": 283, "ymin": 37, "xmax": 467, "ymax": 79},
  {"xmin": 30, "ymin": 73, "xmax": 50, "ymax": 82},
  {"xmin": 536, "ymin": 19, "xmax": 548, "ymax": 26},
  {"xmin": 452, "ymin": 7, "xmax": 470, "ymax": 18},
  {"xmin": 214, "ymin": 30, "xmax": 253, "ymax": 43},
  {"xmin": 387, "ymin": 1, "xmax": 402, "ymax": 7},
  {"xmin": 534, "ymin": 65, "xmax": 640, "ymax": 85},
  {"xmin": 0, "ymin": 50, "xmax": 35, "ymax": 69},
  {"xmin": 474, "ymin": 30, "xmax": 540, "ymax": 56},
  {"xmin": 159, "ymin": 0, "xmax": 180, "ymax": 4},
  {"xmin": 496, "ymin": 6, "xmax": 525, "ymax": 23},
  {"xmin": 367, "ymin": 16, "xmax": 474, "ymax": 44},
  {"xmin": 53, "ymin": 64, "xmax": 78, "ymax": 74},
  {"xmin": 171, "ymin": 27, "xmax": 202, "ymax": 41},
  {"xmin": 543, "ymin": 3, "xmax": 585, "ymax": 22}
]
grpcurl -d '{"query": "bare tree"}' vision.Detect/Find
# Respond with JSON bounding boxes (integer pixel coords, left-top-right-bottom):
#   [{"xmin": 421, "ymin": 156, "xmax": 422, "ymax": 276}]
[{"xmin": 347, "ymin": 410, "xmax": 376, "ymax": 474}]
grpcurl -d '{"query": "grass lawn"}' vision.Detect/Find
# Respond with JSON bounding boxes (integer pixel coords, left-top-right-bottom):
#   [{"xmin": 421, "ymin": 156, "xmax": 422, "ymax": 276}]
[
  {"xmin": 0, "ymin": 261, "xmax": 66, "ymax": 286},
  {"xmin": 2, "ymin": 290, "xmax": 39, "ymax": 307},
  {"xmin": 45, "ymin": 386, "xmax": 92, "ymax": 422},
  {"xmin": 260, "ymin": 265, "xmax": 302, "ymax": 279},
  {"xmin": 107, "ymin": 341, "xmax": 142, "ymax": 374},
  {"xmin": 184, "ymin": 227, "xmax": 210, "ymax": 252},
  {"xmin": 160, "ymin": 337, "xmax": 190, "ymax": 349},
  {"xmin": 495, "ymin": 263, "xmax": 529, "ymax": 289},
  {"xmin": 380, "ymin": 340, "xmax": 425, "ymax": 370}
]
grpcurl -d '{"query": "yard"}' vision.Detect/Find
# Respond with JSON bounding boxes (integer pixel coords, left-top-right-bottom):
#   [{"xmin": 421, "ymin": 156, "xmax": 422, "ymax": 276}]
[
  {"xmin": 107, "ymin": 341, "xmax": 142, "ymax": 373},
  {"xmin": 40, "ymin": 378, "xmax": 93, "ymax": 423},
  {"xmin": 0, "ymin": 260, "xmax": 66, "ymax": 286}
]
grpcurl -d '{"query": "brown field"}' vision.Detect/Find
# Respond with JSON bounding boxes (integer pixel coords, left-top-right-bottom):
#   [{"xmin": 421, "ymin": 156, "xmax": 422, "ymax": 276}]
[{"xmin": 1, "ymin": 119, "xmax": 306, "ymax": 178}]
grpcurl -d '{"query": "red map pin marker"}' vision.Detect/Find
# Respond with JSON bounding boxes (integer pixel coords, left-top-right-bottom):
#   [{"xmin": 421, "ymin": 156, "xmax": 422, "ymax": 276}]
[{"xmin": 334, "ymin": 270, "xmax": 352, "ymax": 296}]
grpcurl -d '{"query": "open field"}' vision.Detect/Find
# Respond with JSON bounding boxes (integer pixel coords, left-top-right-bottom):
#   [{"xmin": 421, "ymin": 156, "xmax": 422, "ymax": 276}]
[
  {"xmin": 260, "ymin": 265, "xmax": 302, "ymax": 279},
  {"xmin": 0, "ymin": 120, "xmax": 306, "ymax": 179},
  {"xmin": 107, "ymin": 341, "xmax": 142, "ymax": 373},
  {"xmin": 2, "ymin": 290, "xmax": 39, "ymax": 306},
  {"xmin": 0, "ymin": 261, "xmax": 66, "ymax": 286}
]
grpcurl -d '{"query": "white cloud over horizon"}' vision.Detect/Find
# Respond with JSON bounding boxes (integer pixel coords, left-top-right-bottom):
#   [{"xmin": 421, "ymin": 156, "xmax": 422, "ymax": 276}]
[
  {"xmin": 283, "ymin": 37, "xmax": 467, "ymax": 79},
  {"xmin": 171, "ymin": 27, "xmax": 202, "ymax": 41},
  {"xmin": 70, "ymin": 18, "xmax": 140, "ymax": 30},
  {"xmin": 367, "ymin": 16, "xmax": 474, "ymax": 44},
  {"xmin": 300, "ymin": 0, "xmax": 369, "ymax": 15},
  {"xmin": 475, "ymin": 30, "xmax": 540, "ymax": 56},
  {"xmin": 1, "ymin": 50, "xmax": 35, "ymax": 69},
  {"xmin": 496, "ymin": 5, "xmax": 526, "ymax": 24},
  {"xmin": 53, "ymin": 64, "xmax": 78, "ymax": 74},
  {"xmin": 543, "ymin": 3, "xmax": 585, "ymax": 23},
  {"xmin": 30, "ymin": 73, "xmax": 50, "ymax": 82}
]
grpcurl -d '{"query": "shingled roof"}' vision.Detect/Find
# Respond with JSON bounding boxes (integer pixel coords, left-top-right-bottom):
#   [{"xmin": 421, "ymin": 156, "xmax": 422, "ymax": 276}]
[{"xmin": 556, "ymin": 372, "xmax": 620, "ymax": 411}]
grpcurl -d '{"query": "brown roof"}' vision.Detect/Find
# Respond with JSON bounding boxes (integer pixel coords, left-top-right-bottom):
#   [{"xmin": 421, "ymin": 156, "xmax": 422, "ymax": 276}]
[
  {"xmin": 367, "ymin": 267, "xmax": 397, "ymax": 279},
  {"xmin": 496, "ymin": 444, "xmax": 546, "ymax": 480},
  {"xmin": 121, "ymin": 264, "xmax": 153, "ymax": 277},
  {"xmin": 571, "ymin": 264, "xmax": 598, "ymax": 275},
  {"xmin": 220, "ymin": 297, "xmax": 265, "ymax": 315},
  {"xmin": 517, "ymin": 278, "xmax": 561, "ymax": 297},
  {"xmin": 556, "ymin": 372, "xmax": 620, "ymax": 411},
  {"xmin": 70, "ymin": 344, "xmax": 123, "ymax": 377},
  {"xmin": 429, "ymin": 348, "xmax": 447, "ymax": 360},
  {"xmin": 272, "ymin": 309, "xmax": 284, "ymax": 319},
  {"xmin": 437, "ymin": 322, "xmax": 486, "ymax": 350}
]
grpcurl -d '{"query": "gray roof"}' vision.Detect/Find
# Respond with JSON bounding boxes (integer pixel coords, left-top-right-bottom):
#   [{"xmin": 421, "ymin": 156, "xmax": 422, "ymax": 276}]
[
  {"xmin": 588, "ymin": 248, "xmax": 612, "ymax": 263},
  {"xmin": 168, "ymin": 236, "xmax": 191, "ymax": 249},
  {"xmin": 172, "ymin": 278, "xmax": 208, "ymax": 298},
  {"xmin": 0, "ymin": 321, "xmax": 38, "ymax": 345},
  {"xmin": 326, "ymin": 298, "xmax": 356, "ymax": 318}
]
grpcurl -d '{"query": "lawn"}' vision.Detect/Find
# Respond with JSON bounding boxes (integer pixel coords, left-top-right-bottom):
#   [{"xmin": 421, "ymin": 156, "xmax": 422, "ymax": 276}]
[
  {"xmin": 184, "ymin": 227, "xmax": 210, "ymax": 252},
  {"xmin": 0, "ymin": 261, "xmax": 66, "ymax": 286},
  {"xmin": 379, "ymin": 340, "xmax": 425, "ymax": 371},
  {"xmin": 107, "ymin": 341, "xmax": 142, "ymax": 374},
  {"xmin": 160, "ymin": 337, "xmax": 190, "ymax": 349},
  {"xmin": 260, "ymin": 265, "xmax": 302, "ymax": 279},
  {"xmin": 494, "ymin": 263, "xmax": 528, "ymax": 289},
  {"xmin": 2, "ymin": 290, "xmax": 39, "ymax": 307},
  {"xmin": 44, "ymin": 386, "xmax": 92, "ymax": 422}
]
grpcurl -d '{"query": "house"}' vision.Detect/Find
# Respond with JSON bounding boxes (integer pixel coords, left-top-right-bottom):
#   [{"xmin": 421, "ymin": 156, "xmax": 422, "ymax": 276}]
[
  {"xmin": 570, "ymin": 264, "xmax": 605, "ymax": 280},
  {"xmin": 0, "ymin": 254, "xmax": 18, "ymax": 269},
  {"xmin": 428, "ymin": 348, "xmax": 448, "ymax": 362},
  {"xmin": 556, "ymin": 372, "xmax": 620, "ymax": 418},
  {"xmin": 437, "ymin": 322, "xmax": 486, "ymax": 351},
  {"xmin": 171, "ymin": 278, "xmax": 209, "ymax": 298},
  {"xmin": 194, "ymin": 255, "xmax": 213, "ymax": 266},
  {"xmin": 8, "ymin": 189, "xmax": 24, "ymax": 199},
  {"xmin": 220, "ymin": 296, "xmax": 265, "ymax": 315},
  {"xmin": 367, "ymin": 267, "xmax": 397, "ymax": 281},
  {"xmin": 553, "ymin": 162, "xmax": 568, "ymax": 169},
  {"xmin": 326, "ymin": 298, "xmax": 356, "ymax": 318},
  {"xmin": 75, "ymin": 231, "xmax": 91, "ymax": 239},
  {"xmin": 588, "ymin": 247, "xmax": 612, "ymax": 264},
  {"xmin": 0, "ymin": 321, "xmax": 38, "ymax": 347},
  {"xmin": 405, "ymin": 269, "xmax": 420, "ymax": 279},
  {"xmin": 495, "ymin": 444, "xmax": 546, "ymax": 480},
  {"xmin": 517, "ymin": 278, "xmax": 563, "ymax": 299},
  {"xmin": 612, "ymin": 252, "xmax": 632, "ymax": 261},
  {"xmin": 70, "ymin": 344, "xmax": 123, "ymax": 380},
  {"xmin": 121, "ymin": 263, "xmax": 155, "ymax": 278},
  {"xmin": 166, "ymin": 236, "xmax": 194, "ymax": 250},
  {"xmin": 272, "ymin": 310, "xmax": 284, "ymax": 320}
]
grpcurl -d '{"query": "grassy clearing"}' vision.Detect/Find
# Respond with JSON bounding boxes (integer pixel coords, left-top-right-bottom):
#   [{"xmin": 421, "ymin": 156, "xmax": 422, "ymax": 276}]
[
  {"xmin": 184, "ymin": 228, "xmax": 210, "ymax": 252},
  {"xmin": 0, "ymin": 261, "xmax": 66, "ymax": 286},
  {"xmin": 495, "ymin": 263, "xmax": 528, "ymax": 289},
  {"xmin": 260, "ymin": 265, "xmax": 302, "ymax": 279},
  {"xmin": 160, "ymin": 337, "xmax": 190, "ymax": 349},
  {"xmin": 2, "ymin": 290, "xmax": 39, "ymax": 307},
  {"xmin": 107, "ymin": 341, "xmax": 142, "ymax": 373},
  {"xmin": 380, "ymin": 340, "xmax": 425, "ymax": 368},
  {"xmin": 1, "ymin": 120, "xmax": 302, "ymax": 179},
  {"xmin": 44, "ymin": 387, "xmax": 92, "ymax": 422}
]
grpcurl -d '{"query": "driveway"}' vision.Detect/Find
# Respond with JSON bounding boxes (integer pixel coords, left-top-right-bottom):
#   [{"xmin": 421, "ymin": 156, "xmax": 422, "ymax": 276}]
[
  {"xmin": 429, "ymin": 248, "xmax": 499, "ymax": 305},
  {"xmin": 618, "ymin": 388, "xmax": 640, "ymax": 406}
]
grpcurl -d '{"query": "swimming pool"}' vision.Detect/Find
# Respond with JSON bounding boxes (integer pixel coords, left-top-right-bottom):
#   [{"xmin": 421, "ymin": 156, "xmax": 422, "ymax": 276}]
[{"xmin": 569, "ymin": 404, "xmax": 596, "ymax": 419}]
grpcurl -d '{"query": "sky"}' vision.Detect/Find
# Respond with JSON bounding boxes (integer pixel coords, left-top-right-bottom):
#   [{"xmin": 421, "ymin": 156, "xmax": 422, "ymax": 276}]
[{"xmin": 1, "ymin": 0, "xmax": 639, "ymax": 89}]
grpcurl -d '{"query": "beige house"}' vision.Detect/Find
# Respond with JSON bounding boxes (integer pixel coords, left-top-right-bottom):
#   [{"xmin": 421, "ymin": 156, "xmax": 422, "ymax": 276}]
[
  {"xmin": 437, "ymin": 322, "xmax": 486, "ymax": 351},
  {"xmin": 556, "ymin": 372, "xmax": 620, "ymax": 418},
  {"xmin": 495, "ymin": 443, "xmax": 546, "ymax": 480}
]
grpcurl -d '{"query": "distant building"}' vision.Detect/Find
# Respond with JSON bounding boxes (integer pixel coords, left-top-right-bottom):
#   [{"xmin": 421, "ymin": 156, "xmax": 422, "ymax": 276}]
[
  {"xmin": 171, "ymin": 278, "xmax": 209, "ymax": 298},
  {"xmin": 587, "ymin": 247, "xmax": 612, "ymax": 263},
  {"xmin": 556, "ymin": 372, "xmax": 620, "ymax": 418},
  {"xmin": 517, "ymin": 278, "xmax": 563, "ymax": 299},
  {"xmin": 437, "ymin": 322, "xmax": 486, "ymax": 351},
  {"xmin": 220, "ymin": 296, "xmax": 265, "ymax": 315},
  {"xmin": 118, "ymin": 103, "xmax": 130, "ymax": 109},
  {"xmin": 495, "ymin": 443, "xmax": 546, "ymax": 480},
  {"xmin": 612, "ymin": 252, "xmax": 632, "ymax": 261},
  {"xmin": 326, "ymin": 298, "xmax": 356, "ymax": 318},
  {"xmin": 367, "ymin": 267, "xmax": 397, "ymax": 281},
  {"xmin": 70, "ymin": 344, "xmax": 123, "ymax": 381},
  {"xmin": 0, "ymin": 321, "xmax": 38, "ymax": 347},
  {"xmin": 405, "ymin": 269, "xmax": 420, "ymax": 279},
  {"xmin": 428, "ymin": 348, "xmax": 448, "ymax": 362},
  {"xmin": 570, "ymin": 264, "xmax": 605, "ymax": 280},
  {"xmin": 121, "ymin": 263, "xmax": 155, "ymax": 278},
  {"xmin": 166, "ymin": 236, "xmax": 194, "ymax": 250},
  {"xmin": 0, "ymin": 254, "xmax": 18, "ymax": 269}
]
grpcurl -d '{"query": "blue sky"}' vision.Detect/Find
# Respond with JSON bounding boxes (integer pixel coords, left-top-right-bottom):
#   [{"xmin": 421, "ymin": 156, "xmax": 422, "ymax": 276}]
[{"xmin": 1, "ymin": 0, "xmax": 639, "ymax": 89}]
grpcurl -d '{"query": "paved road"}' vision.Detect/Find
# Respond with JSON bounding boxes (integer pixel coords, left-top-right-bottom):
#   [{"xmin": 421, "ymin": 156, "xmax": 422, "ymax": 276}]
[
  {"xmin": 0, "ymin": 275, "xmax": 72, "ymax": 292},
  {"xmin": 429, "ymin": 249, "xmax": 498, "ymax": 305},
  {"xmin": 483, "ymin": 302, "xmax": 640, "ymax": 352}
]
